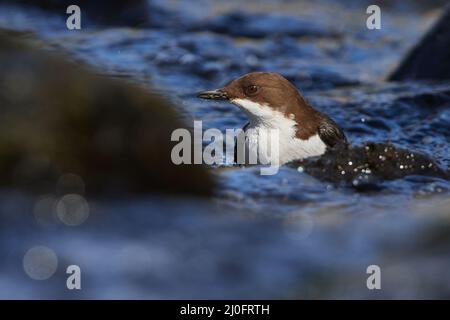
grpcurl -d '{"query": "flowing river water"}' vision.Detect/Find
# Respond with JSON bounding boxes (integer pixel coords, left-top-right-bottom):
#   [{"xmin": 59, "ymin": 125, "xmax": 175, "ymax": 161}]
[{"xmin": 0, "ymin": 0, "xmax": 449, "ymax": 298}]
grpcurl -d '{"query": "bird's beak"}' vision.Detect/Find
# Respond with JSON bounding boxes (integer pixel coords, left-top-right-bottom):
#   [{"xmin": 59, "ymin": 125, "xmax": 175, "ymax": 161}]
[{"xmin": 197, "ymin": 88, "xmax": 229, "ymax": 100}]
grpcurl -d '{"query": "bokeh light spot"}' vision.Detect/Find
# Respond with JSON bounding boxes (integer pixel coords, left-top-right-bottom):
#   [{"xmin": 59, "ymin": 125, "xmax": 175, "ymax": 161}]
[
  {"xmin": 56, "ymin": 194, "xmax": 90, "ymax": 226},
  {"xmin": 23, "ymin": 246, "xmax": 58, "ymax": 280}
]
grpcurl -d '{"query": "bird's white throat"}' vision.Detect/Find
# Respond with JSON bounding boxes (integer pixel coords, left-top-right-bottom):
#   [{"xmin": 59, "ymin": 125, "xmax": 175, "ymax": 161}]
[{"xmin": 231, "ymin": 98, "xmax": 327, "ymax": 164}]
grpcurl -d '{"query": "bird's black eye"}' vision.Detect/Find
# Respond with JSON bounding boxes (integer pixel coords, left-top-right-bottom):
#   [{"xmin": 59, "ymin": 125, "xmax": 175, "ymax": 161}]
[{"xmin": 244, "ymin": 85, "xmax": 259, "ymax": 96}]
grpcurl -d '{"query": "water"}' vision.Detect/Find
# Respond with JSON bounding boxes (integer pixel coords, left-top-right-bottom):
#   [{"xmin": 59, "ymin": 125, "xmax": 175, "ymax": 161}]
[{"xmin": 0, "ymin": 0, "xmax": 450, "ymax": 298}]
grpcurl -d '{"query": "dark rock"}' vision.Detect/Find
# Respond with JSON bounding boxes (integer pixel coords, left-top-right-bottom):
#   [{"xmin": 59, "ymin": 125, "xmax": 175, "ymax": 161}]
[
  {"xmin": 389, "ymin": 7, "xmax": 450, "ymax": 81},
  {"xmin": 193, "ymin": 11, "xmax": 339, "ymax": 39},
  {"xmin": 0, "ymin": 31, "xmax": 214, "ymax": 196},
  {"xmin": 291, "ymin": 142, "xmax": 448, "ymax": 188}
]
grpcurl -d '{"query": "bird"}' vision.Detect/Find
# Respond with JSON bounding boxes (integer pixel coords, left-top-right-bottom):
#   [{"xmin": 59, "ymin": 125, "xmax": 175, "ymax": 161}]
[{"xmin": 197, "ymin": 72, "xmax": 347, "ymax": 165}]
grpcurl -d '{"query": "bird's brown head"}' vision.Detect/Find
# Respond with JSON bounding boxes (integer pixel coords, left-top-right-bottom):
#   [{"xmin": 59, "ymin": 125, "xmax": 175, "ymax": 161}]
[{"xmin": 197, "ymin": 72, "xmax": 312, "ymax": 122}]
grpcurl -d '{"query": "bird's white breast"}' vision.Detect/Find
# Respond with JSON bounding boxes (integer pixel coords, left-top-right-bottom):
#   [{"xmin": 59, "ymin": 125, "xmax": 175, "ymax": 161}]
[{"xmin": 232, "ymin": 98, "xmax": 327, "ymax": 165}]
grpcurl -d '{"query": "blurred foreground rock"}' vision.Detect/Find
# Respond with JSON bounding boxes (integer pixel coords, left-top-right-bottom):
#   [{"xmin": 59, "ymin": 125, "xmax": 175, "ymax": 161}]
[
  {"xmin": 389, "ymin": 7, "xmax": 450, "ymax": 81},
  {"xmin": 0, "ymin": 31, "xmax": 214, "ymax": 196}
]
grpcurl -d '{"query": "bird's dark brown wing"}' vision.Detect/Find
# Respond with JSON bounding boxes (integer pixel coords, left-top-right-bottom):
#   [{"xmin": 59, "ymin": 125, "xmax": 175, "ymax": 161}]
[{"xmin": 317, "ymin": 114, "xmax": 348, "ymax": 149}]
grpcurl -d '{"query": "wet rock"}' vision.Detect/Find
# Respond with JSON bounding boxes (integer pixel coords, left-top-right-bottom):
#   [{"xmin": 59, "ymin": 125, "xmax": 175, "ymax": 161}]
[
  {"xmin": 0, "ymin": 31, "xmax": 214, "ymax": 196},
  {"xmin": 193, "ymin": 11, "xmax": 339, "ymax": 39},
  {"xmin": 291, "ymin": 142, "xmax": 449, "ymax": 189},
  {"xmin": 389, "ymin": 7, "xmax": 450, "ymax": 81}
]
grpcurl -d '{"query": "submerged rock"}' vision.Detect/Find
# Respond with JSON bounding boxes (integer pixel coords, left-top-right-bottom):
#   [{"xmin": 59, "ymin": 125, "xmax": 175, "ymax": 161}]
[
  {"xmin": 389, "ymin": 7, "xmax": 450, "ymax": 81},
  {"xmin": 292, "ymin": 142, "xmax": 448, "ymax": 190},
  {"xmin": 0, "ymin": 31, "xmax": 214, "ymax": 196}
]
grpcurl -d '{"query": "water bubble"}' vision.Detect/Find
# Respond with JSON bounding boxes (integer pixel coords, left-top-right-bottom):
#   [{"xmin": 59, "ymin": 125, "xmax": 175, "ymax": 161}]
[
  {"xmin": 23, "ymin": 246, "xmax": 58, "ymax": 280},
  {"xmin": 56, "ymin": 194, "xmax": 89, "ymax": 226}
]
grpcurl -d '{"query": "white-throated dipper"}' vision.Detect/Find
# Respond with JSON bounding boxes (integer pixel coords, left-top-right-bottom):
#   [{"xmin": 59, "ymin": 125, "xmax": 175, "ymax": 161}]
[{"xmin": 197, "ymin": 72, "xmax": 347, "ymax": 165}]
